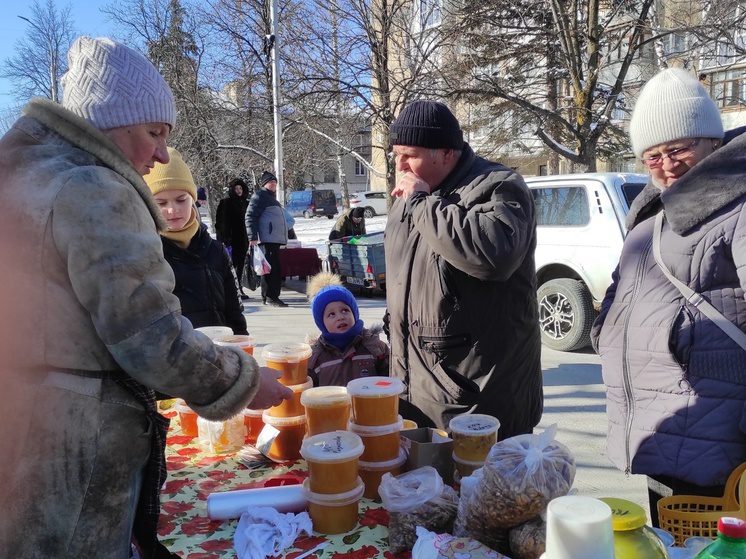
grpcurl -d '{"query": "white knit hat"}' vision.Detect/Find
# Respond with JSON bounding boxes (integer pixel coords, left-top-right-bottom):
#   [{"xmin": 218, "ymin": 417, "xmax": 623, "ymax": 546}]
[
  {"xmin": 61, "ymin": 36, "xmax": 176, "ymax": 130},
  {"xmin": 629, "ymin": 68, "xmax": 723, "ymax": 158}
]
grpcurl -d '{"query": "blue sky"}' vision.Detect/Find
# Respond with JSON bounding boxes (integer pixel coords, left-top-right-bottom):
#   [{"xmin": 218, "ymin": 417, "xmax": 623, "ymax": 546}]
[{"xmin": 0, "ymin": 0, "xmax": 117, "ymax": 114}]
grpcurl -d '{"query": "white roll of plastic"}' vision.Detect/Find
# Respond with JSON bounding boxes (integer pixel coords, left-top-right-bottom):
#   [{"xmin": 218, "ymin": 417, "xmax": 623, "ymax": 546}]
[{"xmin": 206, "ymin": 485, "xmax": 307, "ymax": 520}]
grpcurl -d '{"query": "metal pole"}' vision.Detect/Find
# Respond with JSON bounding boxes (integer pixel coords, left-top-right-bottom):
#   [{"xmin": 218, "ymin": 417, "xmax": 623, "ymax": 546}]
[{"xmin": 269, "ymin": 0, "xmax": 285, "ymax": 204}]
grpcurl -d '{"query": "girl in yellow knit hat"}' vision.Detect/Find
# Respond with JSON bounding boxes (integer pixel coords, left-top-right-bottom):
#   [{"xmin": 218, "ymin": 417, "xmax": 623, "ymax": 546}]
[{"xmin": 145, "ymin": 147, "xmax": 248, "ymax": 335}]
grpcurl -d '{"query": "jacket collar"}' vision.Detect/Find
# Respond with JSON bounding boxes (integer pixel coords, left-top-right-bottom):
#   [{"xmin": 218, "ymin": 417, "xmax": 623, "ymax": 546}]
[
  {"xmin": 21, "ymin": 98, "xmax": 166, "ymax": 231},
  {"xmin": 626, "ymin": 129, "xmax": 746, "ymax": 235},
  {"xmin": 436, "ymin": 143, "xmax": 477, "ymax": 197}
]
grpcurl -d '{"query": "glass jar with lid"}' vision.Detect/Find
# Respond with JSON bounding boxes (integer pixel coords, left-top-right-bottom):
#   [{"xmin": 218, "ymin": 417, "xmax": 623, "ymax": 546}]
[{"xmin": 600, "ymin": 497, "xmax": 668, "ymax": 559}]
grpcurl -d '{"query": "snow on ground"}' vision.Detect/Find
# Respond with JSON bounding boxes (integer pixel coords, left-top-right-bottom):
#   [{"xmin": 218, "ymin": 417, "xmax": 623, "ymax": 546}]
[{"xmin": 292, "ymin": 215, "xmax": 388, "ymax": 260}]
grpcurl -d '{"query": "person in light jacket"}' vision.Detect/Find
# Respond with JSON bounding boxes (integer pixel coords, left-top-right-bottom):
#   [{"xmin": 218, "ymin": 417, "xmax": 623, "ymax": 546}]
[
  {"xmin": 0, "ymin": 37, "xmax": 290, "ymax": 558},
  {"xmin": 384, "ymin": 100, "xmax": 543, "ymax": 438},
  {"xmin": 591, "ymin": 68, "xmax": 746, "ymax": 526}
]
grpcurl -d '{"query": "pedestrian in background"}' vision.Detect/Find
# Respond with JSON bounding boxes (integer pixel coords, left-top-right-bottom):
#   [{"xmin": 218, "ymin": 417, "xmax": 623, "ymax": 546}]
[
  {"xmin": 329, "ymin": 206, "xmax": 366, "ymax": 240},
  {"xmin": 0, "ymin": 36, "xmax": 289, "ymax": 558},
  {"xmin": 216, "ymin": 177, "xmax": 250, "ymax": 299},
  {"xmin": 592, "ymin": 68, "xmax": 746, "ymax": 526},
  {"xmin": 384, "ymin": 100, "xmax": 543, "ymax": 438}
]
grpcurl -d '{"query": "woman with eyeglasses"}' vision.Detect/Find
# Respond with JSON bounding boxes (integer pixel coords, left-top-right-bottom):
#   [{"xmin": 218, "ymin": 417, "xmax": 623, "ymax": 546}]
[{"xmin": 591, "ymin": 68, "xmax": 746, "ymax": 526}]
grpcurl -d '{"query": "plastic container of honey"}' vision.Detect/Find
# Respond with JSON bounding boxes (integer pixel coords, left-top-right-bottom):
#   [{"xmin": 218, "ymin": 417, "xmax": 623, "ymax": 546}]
[
  {"xmin": 267, "ymin": 377, "xmax": 312, "ymax": 418},
  {"xmin": 263, "ymin": 343, "xmax": 313, "ymax": 386},
  {"xmin": 449, "ymin": 414, "xmax": 500, "ymax": 462},
  {"xmin": 197, "ymin": 415, "xmax": 246, "ymax": 454},
  {"xmin": 300, "ymin": 430, "xmax": 364, "ymax": 494},
  {"xmin": 243, "ymin": 408, "xmax": 265, "ymax": 445},
  {"xmin": 401, "ymin": 419, "xmax": 418, "ymax": 430},
  {"xmin": 214, "ymin": 334, "xmax": 255, "ymax": 356},
  {"xmin": 301, "ymin": 386, "xmax": 352, "ymax": 436},
  {"xmin": 303, "ymin": 478, "xmax": 364, "ymax": 534},
  {"xmin": 452, "ymin": 453, "xmax": 484, "ymax": 482},
  {"xmin": 261, "ymin": 412, "xmax": 306, "ymax": 462},
  {"xmin": 358, "ymin": 450, "xmax": 407, "ymax": 500},
  {"xmin": 174, "ymin": 400, "xmax": 198, "ymax": 437},
  {"xmin": 347, "ymin": 376, "xmax": 405, "ymax": 426},
  {"xmin": 349, "ymin": 416, "xmax": 403, "ymax": 462},
  {"xmin": 195, "ymin": 326, "xmax": 233, "ymax": 340}
]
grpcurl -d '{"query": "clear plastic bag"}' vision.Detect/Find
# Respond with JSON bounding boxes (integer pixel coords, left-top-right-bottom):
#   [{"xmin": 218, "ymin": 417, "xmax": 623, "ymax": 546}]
[
  {"xmin": 252, "ymin": 246, "xmax": 272, "ymax": 276},
  {"xmin": 509, "ymin": 515, "xmax": 546, "ymax": 559},
  {"xmin": 379, "ymin": 467, "xmax": 459, "ymax": 553}
]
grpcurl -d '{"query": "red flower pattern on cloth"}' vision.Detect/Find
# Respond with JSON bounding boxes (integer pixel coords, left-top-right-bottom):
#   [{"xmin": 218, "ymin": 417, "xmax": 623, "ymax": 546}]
[
  {"xmin": 179, "ymin": 515, "xmax": 223, "ymax": 537},
  {"xmin": 359, "ymin": 506, "xmax": 389, "ymax": 527},
  {"xmin": 330, "ymin": 545, "xmax": 379, "ymax": 559},
  {"xmin": 196, "ymin": 479, "xmax": 223, "ymax": 500},
  {"xmin": 161, "ymin": 501, "xmax": 192, "ymax": 515},
  {"xmin": 206, "ymin": 469, "xmax": 237, "ymax": 482},
  {"xmin": 162, "ymin": 478, "xmax": 193, "ymax": 495},
  {"xmin": 199, "ymin": 539, "xmax": 233, "ymax": 551},
  {"xmin": 167, "ymin": 434, "xmax": 195, "ymax": 445},
  {"xmin": 177, "ymin": 446, "xmax": 202, "ymax": 456}
]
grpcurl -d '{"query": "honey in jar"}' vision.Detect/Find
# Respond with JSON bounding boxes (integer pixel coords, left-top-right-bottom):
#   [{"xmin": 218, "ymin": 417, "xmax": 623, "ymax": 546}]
[
  {"xmin": 300, "ymin": 430, "xmax": 364, "ymax": 494},
  {"xmin": 449, "ymin": 413, "xmax": 500, "ymax": 462},
  {"xmin": 243, "ymin": 408, "xmax": 265, "ymax": 445},
  {"xmin": 267, "ymin": 377, "xmax": 312, "ymax": 418},
  {"xmin": 349, "ymin": 416, "xmax": 403, "ymax": 462},
  {"xmin": 214, "ymin": 334, "xmax": 255, "ymax": 356},
  {"xmin": 347, "ymin": 376, "xmax": 405, "ymax": 426},
  {"xmin": 358, "ymin": 451, "xmax": 407, "ymax": 500},
  {"xmin": 452, "ymin": 452, "xmax": 484, "ymax": 483},
  {"xmin": 174, "ymin": 400, "xmax": 198, "ymax": 437},
  {"xmin": 261, "ymin": 412, "xmax": 306, "ymax": 462},
  {"xmin": 195, "ymin": 326, "xmax": 233, "ymax": 340},
  {"xmin": 301, "ymin": 386, "xmax": 352, "ymax": 436},
  {"xmin": 263, "ymin": 343, "xmax": 313, "ymax": 386},
  {"xmin": 302, "ymin": 478, "xmax": 364, "ymax": 534},
  {"xmin": 197, "ymin": 415, "xmax": 246, "ymax": 454}
]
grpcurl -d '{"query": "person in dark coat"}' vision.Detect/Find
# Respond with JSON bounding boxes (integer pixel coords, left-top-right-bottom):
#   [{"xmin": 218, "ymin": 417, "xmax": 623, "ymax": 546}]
[
  {"xmin": 384, "ymin": 100, "xmax": 543, "ymax": 438},
  {"xmin": 245, "ymin": 171, "xmax": 288, "ymax": 306},
  {"xmin": 215, "ymin": 178, "xmax": 250, "ymax": 299},
  {"xmin": 328, "ymin": 207, "xmax": 366, "ymax": 240},
  {"xmin": 146, "ymin": 148, "xmax": 248, "ymax": 336}
]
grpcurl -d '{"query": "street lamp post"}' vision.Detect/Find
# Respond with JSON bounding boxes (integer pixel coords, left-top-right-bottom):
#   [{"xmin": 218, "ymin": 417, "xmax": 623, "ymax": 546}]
[{"xmin": 269, "ymin": 0, "xmax": 285, "ymax": 204}]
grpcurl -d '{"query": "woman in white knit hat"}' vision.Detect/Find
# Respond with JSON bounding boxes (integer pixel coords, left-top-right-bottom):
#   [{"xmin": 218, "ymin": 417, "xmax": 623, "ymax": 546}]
[
  {"xmin": 592, "ymin": 68, "xmax": 746, "ymax": 526},
  {"xmin": 0, "ymin": 37, "xmax": 290, "ymax": 557}
]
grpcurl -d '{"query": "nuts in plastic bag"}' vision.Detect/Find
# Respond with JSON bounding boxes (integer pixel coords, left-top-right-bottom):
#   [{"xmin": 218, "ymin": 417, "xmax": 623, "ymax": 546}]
[
  {"xmin": 509, "ymin": 516, "xmax": 546, "ymax": 559},
  {"xmin": 464, "ymin": 425, "xmax": 575, "ymax": 532},
  {"xmin": 379, "ymin": 466, "xmax": 459, "ymax": 553}
]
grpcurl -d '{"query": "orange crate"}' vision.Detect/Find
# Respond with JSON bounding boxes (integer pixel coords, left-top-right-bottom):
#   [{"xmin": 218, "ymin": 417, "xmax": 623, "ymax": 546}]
[{"xmin": 657, "ymin": 462, "xmax": 746, "ymax": 546}]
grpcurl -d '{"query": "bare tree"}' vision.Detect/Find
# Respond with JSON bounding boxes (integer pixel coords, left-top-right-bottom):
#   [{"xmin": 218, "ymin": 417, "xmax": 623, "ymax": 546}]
[{"xmin": 1, "ymin": 0, "xmax": 75, "ymax": 103}]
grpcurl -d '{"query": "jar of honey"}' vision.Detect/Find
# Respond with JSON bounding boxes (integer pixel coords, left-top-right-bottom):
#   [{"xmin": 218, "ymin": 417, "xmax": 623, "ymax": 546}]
[
  {"xmin": 347, "ymin": 376, "xmax": 405, "ymax": 426},
  {"xmin": 449, "ymin": 414, "xmax": 500, "ymax": 462},
  {"xmin": 195, "ymin": 326, "xmax": 233, "ymax": 340},
  {"xmin": 174, "ymin": 400, "xmax": 198, "ymax": 437},
  {"xmin": 243, "ymin": 408, "xmax": 265, "ymax": 445},
  {"xmin": 349, "ymin": 416, "xmax": 403, "ymax": 462},
  {"xmin": 300, "ymin": 430, "xmax": 364, "ymax": 494},
  {"xmin": 358, "ymin": 450, "xmax": 407, "ymax": 500},
  {"xmin": 301, "ymin": 386, "xmax": 352, "ymax": 436},
  {"xmin": 261, "ymin": 412, "xmax": 306, "ymax": 462},
  {"xmin": 303, "ymin": 478, "xmax": 364, "ymax": 534},
  {"xmin": 452, "ymin": 453, "xmax": 484, "ymax": 483},
  {"xmin": 214, "ymin": 334, "xmax": 255, "ymax": 356},
  {"xmin": 267, "ymin": 377, "xmax": 312, "ymax": 418},
  {"xmin": 197, "ymin": 415, "xmax": 246, "ymax": 454},
  {"xmin": 263, "ymin": 343, "xmax": 313, "ymax": 386}
]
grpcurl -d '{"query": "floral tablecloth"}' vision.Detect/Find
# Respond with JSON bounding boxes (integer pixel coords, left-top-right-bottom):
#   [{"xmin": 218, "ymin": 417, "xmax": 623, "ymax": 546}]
[{"xmin": 159, "ymin": 410, "xmax": 405, "ymax": 559}]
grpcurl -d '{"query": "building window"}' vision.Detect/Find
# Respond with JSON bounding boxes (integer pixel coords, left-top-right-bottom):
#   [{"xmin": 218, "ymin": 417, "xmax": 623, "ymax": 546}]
[
  {"xmin": 417, "ymin": 0, "xmax": 441, "ymax": 30},
  {"xmin": 709, "ymin": 69, "xmax": 746, "ymax": 108},
  {"xmin": 355, "ymin": 159, "xmax": 366, "ymax": 176}
]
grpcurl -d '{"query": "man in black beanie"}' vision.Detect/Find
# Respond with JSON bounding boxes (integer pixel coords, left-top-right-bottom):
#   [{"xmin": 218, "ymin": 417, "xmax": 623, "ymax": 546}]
[
  {"xmin": 328, "ymin": 206, "xmax": 367, "ymax": 240},
  {"xmin": 384, "ymin": 100, "xmax": 543, "ymax": 439}
]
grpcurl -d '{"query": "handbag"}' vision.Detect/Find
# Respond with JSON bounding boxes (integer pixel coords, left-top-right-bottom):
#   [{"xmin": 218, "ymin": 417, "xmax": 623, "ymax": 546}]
[
  {"xmin": 244, "ymin": 247, "xmax": 260, "ymax": 291},
  {"xmin": 653, "ymin": 211, "xmax": 746, "ymax": 350}
]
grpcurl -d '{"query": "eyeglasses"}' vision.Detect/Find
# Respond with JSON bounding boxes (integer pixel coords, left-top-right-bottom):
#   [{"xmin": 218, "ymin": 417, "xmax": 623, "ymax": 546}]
[{"xmin": 641, "ymin": 139, "xmax": 701, "ymax": 168}]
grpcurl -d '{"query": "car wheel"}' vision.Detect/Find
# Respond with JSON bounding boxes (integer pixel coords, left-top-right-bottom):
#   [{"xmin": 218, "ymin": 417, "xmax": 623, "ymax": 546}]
[
  {"xmin": 364, "ymin": 207, "xmax": 375, "ymax": 218},
  {"xmin": 326, "ymin": 214, "xmax": 334, "ymax": 219},
  {"xmin": 537, "ymin": 278, "xmax": 595, "ymax": 352},
  {"xmin": 303, "ymin": 210, "xmax": 312, "ymax": 219}
]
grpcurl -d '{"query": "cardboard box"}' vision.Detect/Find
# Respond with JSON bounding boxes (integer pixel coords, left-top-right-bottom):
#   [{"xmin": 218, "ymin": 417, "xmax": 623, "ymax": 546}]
[{"xmin": 401, "ymin": 427, "xmax": 454, "ymax": 484}]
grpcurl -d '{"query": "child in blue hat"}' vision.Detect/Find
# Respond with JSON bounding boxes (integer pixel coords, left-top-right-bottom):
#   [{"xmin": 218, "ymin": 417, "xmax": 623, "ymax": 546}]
[{"xmin": 306, "ymin": 272, "xmax": 389, "ymax": 386}]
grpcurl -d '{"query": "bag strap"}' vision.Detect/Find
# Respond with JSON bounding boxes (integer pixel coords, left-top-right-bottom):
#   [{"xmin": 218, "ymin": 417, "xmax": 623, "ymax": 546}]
[{"xmin": 653, "ymin": 211, "xmax": 746, "ymax": 351}]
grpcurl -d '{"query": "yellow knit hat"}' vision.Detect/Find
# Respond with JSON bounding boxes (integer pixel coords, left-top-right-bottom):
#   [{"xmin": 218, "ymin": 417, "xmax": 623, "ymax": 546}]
[{"xmin": 144, "ymin": 147, "xmax": 197, "ymax": 200}]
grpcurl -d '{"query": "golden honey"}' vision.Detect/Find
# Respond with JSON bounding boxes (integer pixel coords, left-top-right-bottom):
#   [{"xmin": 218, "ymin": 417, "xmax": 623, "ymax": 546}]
[
  {"xmin": 358, "ymin": 452, "xmax": 407, "ymax": 500},
  {"xmin": 214, "ymin": 334, "xmax": 255, "ymax": 356},
  {"xmin": 243, "ymin": 409, "xmax": 265, "ymax": 445},
  {"xmin": 303, "ymin": 479, "xmax": 364, "ymax": 534},
  {"xmin": 301, "ymin": 386, "xmax": 351, "ymax": 436},
  {"xmin": 347, "ymin": 377, "xmax": 404, "ymax": 426},
  {"xmin": 449, "ymin": 414, "xmax": 500, "ymax": 462},
  {"xmin": 301, "ymin": 431, "xmax": 364, "ymax": 494},
  {"xmin": 262, "ymin": 413, "xmax": 306, "ymax": 462},
  {"xmin": 349, "ymin": 417, "xmax": 403, "ymax": 462},
  {"xmin": 267, "ymin": 378, "xmax": 311, "ymax": 418},
  {"xmin": 263, "ymin": 343, "xmax": 312, "ymax": 386}
]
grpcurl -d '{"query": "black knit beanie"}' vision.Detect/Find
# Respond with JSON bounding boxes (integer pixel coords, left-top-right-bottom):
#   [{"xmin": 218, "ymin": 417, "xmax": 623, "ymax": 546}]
[
  {"xmin": 258, "ymin": 171, "xmax": 277, "ymax": 188},
  {"xmin": 390, "ymin": 100, "xmax": 463, "ymax": 150}
]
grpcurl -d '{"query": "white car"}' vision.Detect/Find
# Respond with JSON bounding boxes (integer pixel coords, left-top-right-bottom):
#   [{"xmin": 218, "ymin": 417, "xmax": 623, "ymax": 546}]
[{"xmin": 349, "ymin": 191, "xmax": 388, "ymax": 217}]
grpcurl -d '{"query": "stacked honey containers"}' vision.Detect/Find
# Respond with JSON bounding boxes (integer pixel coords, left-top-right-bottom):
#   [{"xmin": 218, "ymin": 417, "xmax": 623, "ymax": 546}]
[
  {"xmin": 261, "ymin": 342, "xmax": 313, "ymax": 461},
  {"xmin": 449, "ymin": 413, "xmax": 500, "ymax": 481},
  {"xmin": 347, "ymin": 376, "xmax": 407, "ymax": 499},
  {"xmin": 300, "ymin": 430, "xmax": 365, "ymax": 534}
]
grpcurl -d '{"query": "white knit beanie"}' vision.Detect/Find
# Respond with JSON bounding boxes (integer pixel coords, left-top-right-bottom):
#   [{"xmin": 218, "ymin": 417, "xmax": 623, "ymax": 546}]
[
  {"xmin": 61, "ymin": 36, "xmax": 176, "ymax": 130},
  {"xmin": 629, "ymin": 68, "xmax": 723, "ymax": 158}
]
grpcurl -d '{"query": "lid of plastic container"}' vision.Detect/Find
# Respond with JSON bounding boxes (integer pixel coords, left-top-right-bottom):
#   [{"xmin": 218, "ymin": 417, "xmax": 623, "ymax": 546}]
[
  {"xmin": 288, "ymin": 378, "xmax": 313, "ymax": 393},
  {"xmin": 261, "ymin": 411, "xmax": 306, "ymax": 427},
  {"xmin": 300, "ymin": 430, "xmax": 364, "ymax": 462},
  {"xmin": 300, "ymin": 386, "xmax": 351, "ymax": 407},
  {"xmin": 718, "ymin": 517, "xmax": 746, "ymax": 539},
  {"xmin": 349, "ymin": 416, "xmax": 403, "ymax": 436},
  {"xmin": 358, "ymin": 449, "xmax": 408, "ymax": 470},
  {"xmin": 302, "ymin": 477, "xmax": 364, "ymax": 506},
  {"xmin": 451, "ymin": 452, "xmax": 486, "ymax": 467},
  {"xmin": 214, "ymin": 334, "xmax": 255, "ymax": 347},
  {"xmin": 243, "ymin": 408, "xmax": 266, "ymax": 417},
  {"xmin": 448, "ymin": 413, "xmax": 500, "ymax": 436},
  {"xmin": 346, "ymin": 376, "xmax": 404, "ymax": 397},
  {"xmin": 195, "ymin": 326, "xmax": 233, "ymax": 339},
  {"xmin": 262, "ymin": 342, "xmax": 312, "ymax": 362},
  {"xmin": 599, "ymin": 497, "xmax": 646, "ymax": 531}
]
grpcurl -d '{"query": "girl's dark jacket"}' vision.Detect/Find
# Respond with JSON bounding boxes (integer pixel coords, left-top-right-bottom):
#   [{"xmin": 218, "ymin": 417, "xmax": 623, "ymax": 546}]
[
  {"xmin": 215, "ymin": 189, "xmax": 249, "ymax": 252},
  {"xmin": 162, "ymin": 223, "xmax": 248, "ymax": 335}
]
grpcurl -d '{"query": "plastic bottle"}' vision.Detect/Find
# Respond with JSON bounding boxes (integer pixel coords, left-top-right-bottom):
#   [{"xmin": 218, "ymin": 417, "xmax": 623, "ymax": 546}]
[
  {"xmin": 694, "ymin": 517, "xmax": 746, "ymax": 558},
  {"xmin": 599, "ymin": 497, "xmax": 667, "ymax": 559}
]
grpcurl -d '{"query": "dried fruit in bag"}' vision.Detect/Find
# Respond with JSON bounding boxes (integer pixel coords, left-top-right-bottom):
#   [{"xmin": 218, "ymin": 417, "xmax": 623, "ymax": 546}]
[{"xmin": 509, "ymin": 516, "xmax": 546, "ymax": 559}]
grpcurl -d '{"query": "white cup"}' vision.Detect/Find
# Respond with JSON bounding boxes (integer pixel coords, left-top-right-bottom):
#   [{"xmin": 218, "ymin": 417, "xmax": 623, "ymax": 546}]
[{"xmin": 543, "ymin": 495, "xmax": 614, "ymax": 559}]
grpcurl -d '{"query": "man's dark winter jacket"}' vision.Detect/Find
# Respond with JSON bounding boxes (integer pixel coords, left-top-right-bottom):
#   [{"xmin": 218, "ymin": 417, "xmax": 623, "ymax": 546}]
[
  {"xmin": 592, "ymin": 130, "xmax": 746, "ymax": 487},
  {"xmin": 162, "ymin": 224, "xmax": 248, "ymax": 335},
  {"xmin": 329, "ymin": 209, "xmax": 367, "ymax": 240},
  {"xmin": 245, "ymin": 188, "xmax": 287, "ymax": 245},
  {"xmin": 385, "ymin": 144, "xmax": 543, "ymax": 438}
]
